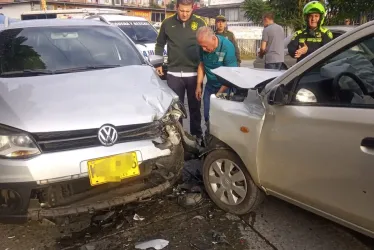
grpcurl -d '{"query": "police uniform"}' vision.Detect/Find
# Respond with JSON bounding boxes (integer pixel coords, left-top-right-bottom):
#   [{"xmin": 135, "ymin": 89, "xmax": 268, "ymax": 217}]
[
  {"xmin": 215, "ymin": 30, "xmax": 241, "ymax": 65},
  {"xmin": 288, "ymin": 27, "xmax": 333, "ymax": 62},
  {"xmin": 215, "ymin": 15, "xmax": 241, "ymax": 65}
]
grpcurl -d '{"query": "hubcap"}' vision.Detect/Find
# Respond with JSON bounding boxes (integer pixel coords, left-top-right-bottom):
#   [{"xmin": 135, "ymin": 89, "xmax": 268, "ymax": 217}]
[{"xmin": 208, "ymin": 159, "xmax": 248, "ymax": 206}]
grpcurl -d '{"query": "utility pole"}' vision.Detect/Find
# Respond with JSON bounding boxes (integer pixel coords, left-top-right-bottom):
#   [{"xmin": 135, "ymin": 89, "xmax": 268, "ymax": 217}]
[{"xmin": 40, "ymin": 0, "xmax": 47, "ymax": 11}]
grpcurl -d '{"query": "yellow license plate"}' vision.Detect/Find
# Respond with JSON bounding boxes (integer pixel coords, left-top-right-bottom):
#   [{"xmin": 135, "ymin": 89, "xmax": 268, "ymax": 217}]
[{"xmin": 87, "ymin": 152, "xmax": 140, "ymax": 186}]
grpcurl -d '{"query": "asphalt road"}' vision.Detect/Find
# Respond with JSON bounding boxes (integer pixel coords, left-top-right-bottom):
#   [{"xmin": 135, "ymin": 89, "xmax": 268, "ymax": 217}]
[{"xmin": 1, "ymin": 59, "xmax": 373, "ymax": 249}]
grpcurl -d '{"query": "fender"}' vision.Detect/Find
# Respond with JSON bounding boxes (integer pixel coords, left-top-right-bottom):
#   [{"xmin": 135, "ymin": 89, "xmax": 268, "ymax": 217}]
[{"xmin": 199, "ymin": 134, "xmax": 232, "ymax": 158}]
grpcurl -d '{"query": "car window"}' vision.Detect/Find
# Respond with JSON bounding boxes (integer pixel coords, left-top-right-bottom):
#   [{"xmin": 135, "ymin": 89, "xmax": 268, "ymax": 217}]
[
  {"xmin": 291, "ymin": 35, "xmax": 374, "ymax": 108},
  {"xmin": 0, "ymin": 25, "xmax": 143, "ymax": 77},
  {"xmin": 331, "ymin": 31, "xmax": 343, "ymax": 38},
  {"xmin": 111, "ymin": 21, "xmax": 158, "ymax": 44},
  {"xmin": 362, "ymin": 38, "xmax": 374, "ymax": 53}
]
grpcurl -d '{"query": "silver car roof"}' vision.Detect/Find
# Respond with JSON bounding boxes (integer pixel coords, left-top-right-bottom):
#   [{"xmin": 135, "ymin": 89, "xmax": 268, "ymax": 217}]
[
  {"xmin": 325, "ymin": 25, "xmax": 355, "ymax": 32},
  {"xmin": 5, "ymin": 19, "xmax": 110, "ymax": 29}
]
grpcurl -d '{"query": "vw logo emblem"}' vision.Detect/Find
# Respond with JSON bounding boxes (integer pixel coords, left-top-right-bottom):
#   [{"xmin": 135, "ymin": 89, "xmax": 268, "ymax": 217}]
[{"xmin": 98, "ymin": 125, "xmax": 118, "ymax": 146}]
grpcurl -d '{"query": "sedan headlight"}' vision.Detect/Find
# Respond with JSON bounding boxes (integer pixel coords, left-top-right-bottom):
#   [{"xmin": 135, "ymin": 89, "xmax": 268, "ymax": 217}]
[
  {"xmin": 162, "ymin": 99, "xmax": 187, "ymax": 122},
  {"xmin": 0, "ymin": 126, "xmax": 40, "ymax": 159},
  {"xmin": 170, "ymin": 99, "xmax": 187, "ymax": 120}
]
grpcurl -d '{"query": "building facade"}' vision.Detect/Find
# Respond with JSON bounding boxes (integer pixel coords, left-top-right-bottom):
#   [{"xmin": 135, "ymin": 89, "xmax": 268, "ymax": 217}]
[
  {"xmin": 206, "ymin": 0, "xmax": 246, "ymax": 22},
  {"xmin": 0, "ymin": 0, "xmax": 176, "ymax": 21}
]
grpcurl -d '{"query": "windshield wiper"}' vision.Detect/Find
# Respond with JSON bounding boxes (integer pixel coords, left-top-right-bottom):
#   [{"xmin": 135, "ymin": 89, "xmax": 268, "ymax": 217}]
[
  {"xmin": 0, "ymin": 69, "xmax": 54, "ymax": 77},
  {"xmin": 54, "ymin": 65, "xmax": 121, "ymax": 73},
  {"xmin": 136, "ymin": 38, "xmax": 153, "ymax": 43}
]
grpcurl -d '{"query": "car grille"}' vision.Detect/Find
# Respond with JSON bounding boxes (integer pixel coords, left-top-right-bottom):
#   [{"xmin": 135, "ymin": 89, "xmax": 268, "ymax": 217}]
[{"xmin": 31, "ymin": 122, "xmax": 163, "ymax": 153}]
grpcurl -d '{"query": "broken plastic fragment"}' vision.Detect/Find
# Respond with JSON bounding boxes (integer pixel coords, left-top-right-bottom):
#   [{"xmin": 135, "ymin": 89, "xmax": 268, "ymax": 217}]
[
  {"xmin": 177, "ymin": 193, "xmax": 203, "ymax": 208},
  {"xmin": 135, "ymin": 239, "xmax": 169, "ymax": 250},
  {"xmin": 192, "ymin": 215, "xmax": 205, "ymax": 220},
  {"xmin": 133, "ymin": 213, "xmax": 145, "ymax": 221},
  {"xmin": 211, "ymin": 230, "xmax": 231, "ymax": 246},
  {"xmin": 92, "ymin": 211, "xmax": 116, "ymax": 225}
]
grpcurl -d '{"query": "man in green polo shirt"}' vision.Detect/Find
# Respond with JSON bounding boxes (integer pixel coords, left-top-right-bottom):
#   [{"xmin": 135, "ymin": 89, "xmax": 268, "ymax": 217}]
[
  {"xmin": 215, "ymin": 15, "xmax": 241, "ymax": 66},
  {"xmin": 195, "ymin": 26, "xmax": 238, "ymax": 123}
]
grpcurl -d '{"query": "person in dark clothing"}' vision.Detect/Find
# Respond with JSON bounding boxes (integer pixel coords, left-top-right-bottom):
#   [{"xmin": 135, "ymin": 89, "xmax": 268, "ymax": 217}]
[
  {"xmin": 288, "ymin": 1, "xmax": 333, "ymax": 63},
  {"xmin": 155, "ymin": 0, "xmax": 207, "ymax": 139},
  {"xmin": 214, "ymin": 15, "xmax": 241, "ymax": 66}
]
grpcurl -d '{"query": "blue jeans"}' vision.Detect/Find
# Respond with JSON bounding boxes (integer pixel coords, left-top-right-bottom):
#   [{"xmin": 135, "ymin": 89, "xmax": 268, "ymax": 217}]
[
  {"xmin": 203, "ymin": 84, "xmax": 230, "ymax": 122},
  {"xmin": 265, "ymin": 62, "xmax": 283, "ymax": 70}
]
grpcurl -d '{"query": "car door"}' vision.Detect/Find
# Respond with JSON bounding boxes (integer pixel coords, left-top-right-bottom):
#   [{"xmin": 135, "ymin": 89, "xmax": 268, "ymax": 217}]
[{"xmin": 257, "ymin": 29, "xmax": 374, "ymax": 235}]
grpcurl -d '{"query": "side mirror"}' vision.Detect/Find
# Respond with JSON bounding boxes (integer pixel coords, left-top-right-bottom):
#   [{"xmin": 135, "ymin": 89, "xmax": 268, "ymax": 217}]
[
  {"xmin": 148, "ymin": 55, "xmax": 164, "ymax": 68},
  {"xmin": 268, "ymin": 84, "xmax": 287, "ymax": 105}
]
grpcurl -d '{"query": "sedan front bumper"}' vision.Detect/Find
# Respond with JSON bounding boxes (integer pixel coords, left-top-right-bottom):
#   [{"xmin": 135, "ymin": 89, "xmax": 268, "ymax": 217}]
[{"xmin": 0, "ymin": 122, "xmax": 189, "ymax": 223}]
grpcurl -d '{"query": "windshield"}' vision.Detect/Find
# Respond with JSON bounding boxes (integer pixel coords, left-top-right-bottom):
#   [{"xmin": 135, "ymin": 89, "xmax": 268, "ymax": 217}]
[
  {"xmin": 0, "ymin": 25, "xmax": 143, "ymax": 77},
  {"xmin": 111, "ymin": 21, "xmax": 158, "ymax": 44}
]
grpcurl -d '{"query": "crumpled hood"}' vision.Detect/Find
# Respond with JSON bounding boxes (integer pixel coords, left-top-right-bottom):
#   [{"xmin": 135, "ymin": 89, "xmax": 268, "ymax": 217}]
[
  {"xmin": 212, "ymin": 67, "xmax": 284, "ymax": 89},
  {"xmin": 0, "ymin": 65, "xmax": 177, "ymax": 133}
]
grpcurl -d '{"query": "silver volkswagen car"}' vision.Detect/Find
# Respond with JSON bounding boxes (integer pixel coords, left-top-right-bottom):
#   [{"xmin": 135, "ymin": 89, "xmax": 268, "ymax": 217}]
[{"xmin": 0, "ymin": 19, "xmax": 196, "ymax": 223}]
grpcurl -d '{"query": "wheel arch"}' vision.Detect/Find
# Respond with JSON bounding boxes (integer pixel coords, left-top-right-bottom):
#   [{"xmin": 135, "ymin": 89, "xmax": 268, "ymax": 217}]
[
  {"xmin": 201, "ymin": 145, "xmax": 266, "ymax": 214},
  {"xmin": 201, "ymin": 135, "xmax": 259, "ymax": 183}
]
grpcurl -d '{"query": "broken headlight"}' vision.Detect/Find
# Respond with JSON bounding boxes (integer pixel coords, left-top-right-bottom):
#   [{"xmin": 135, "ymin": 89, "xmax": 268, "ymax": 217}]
[
  {"xmin": 0, "ymin": 125, "xmax": 40, "ymax": 159},
  {"xmin": 163, "ymin": 99, "xmax": 187, "ymax": 122}
]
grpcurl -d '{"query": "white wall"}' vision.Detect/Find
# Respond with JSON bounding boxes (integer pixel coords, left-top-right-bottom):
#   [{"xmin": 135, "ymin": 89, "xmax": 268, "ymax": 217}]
[
  {"xmin": 0, "ymin": 3, "xmax": 34, "ymax": 19},
  {"xmin": 224, "ymin": 7, "xmax": 247, "ymax": 22}
]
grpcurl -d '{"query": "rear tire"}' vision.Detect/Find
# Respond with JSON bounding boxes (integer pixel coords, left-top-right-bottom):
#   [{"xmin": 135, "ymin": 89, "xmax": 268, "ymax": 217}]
[{"xmin": 203, "ymin": 149, "xmax": 264, "ymax": 215}]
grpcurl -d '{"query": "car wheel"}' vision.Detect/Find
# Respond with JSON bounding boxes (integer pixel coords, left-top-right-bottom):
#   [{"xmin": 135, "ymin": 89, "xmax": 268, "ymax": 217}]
[{"xmin": 203, "ymin": 149, "xmax": 264, "ymax": 215}]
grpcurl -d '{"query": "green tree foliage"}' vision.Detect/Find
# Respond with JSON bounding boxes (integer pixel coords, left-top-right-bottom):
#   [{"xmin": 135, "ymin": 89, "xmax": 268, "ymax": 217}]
[{"xmin": 242, "ymin": 0, "xmax": 272, "ymax": 24}]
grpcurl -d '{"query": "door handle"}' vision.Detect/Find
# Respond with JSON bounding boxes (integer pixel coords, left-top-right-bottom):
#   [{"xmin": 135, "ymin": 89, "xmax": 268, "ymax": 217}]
[{"xmin": 361, "ymin": 137, "xmax": 374, "ymax": 148}]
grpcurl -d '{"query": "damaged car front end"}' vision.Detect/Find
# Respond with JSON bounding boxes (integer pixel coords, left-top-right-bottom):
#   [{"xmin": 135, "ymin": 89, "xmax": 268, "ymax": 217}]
[
  {"xmin": 0, "ymin": 19, "xmax": 200, "ymax": 223},
  {"xmin": 201, "ymin": 67, "xmax": 284, "ymax": 214},
  {"xmin": 0, "ymin": 99, "xmax": 196, "ymax": 223}
]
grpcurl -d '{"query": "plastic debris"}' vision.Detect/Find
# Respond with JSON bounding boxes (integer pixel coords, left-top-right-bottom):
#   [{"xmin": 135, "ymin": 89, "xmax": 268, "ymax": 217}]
[
  {"xmin": 192, "ymin": 215, "xmax": 205, "ymax": 220},
  {"xmin": 207, "ymin": 210, "xmax": 214, "ymax": 219},
  {"xmin": 225, "ymin": 213, "xmax": 241, "ymax": 221},
  {"xmin": 92, "ymin": 211, "xmax": 116, "ymax": 226},
  {"xmin": 190, "ymin": 242, "xmax": 213, "ymax": 250},
  {"xmin": 8, "ymin": 236, "xmax": 15, "ymax": 239},
  {"xmin": 177, "ymin": 193, "xmax": 203, "ymax": 208},
  {"xmin": 80, "ymin": 243, "xmax": 96, "ymax": 250},
  {"xmin": 211, "ymin": 230, "xmax": 231, "ymax": 246},
  {"xmin": 135, "ymin": 239, "xmax": 169, "ymax": 250},
  {"xmin": 133, "ymin": 214, "xmax": 145, "ymax": 221},
  {"xmin": 41, "ymin": 218, "xmax": 56, "ymax": 226}
]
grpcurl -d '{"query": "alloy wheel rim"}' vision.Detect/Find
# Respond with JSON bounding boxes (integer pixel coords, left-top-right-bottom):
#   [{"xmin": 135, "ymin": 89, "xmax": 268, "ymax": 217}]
[{"xmin": 208, "ymin": 159, "xmax": 248, "ymax": 206}]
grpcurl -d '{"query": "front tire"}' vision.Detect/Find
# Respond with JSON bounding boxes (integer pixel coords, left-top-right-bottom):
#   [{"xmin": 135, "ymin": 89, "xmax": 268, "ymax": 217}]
[{"xmin": 203, "ymin": 149, "xmax": 264, "ymax": 215}]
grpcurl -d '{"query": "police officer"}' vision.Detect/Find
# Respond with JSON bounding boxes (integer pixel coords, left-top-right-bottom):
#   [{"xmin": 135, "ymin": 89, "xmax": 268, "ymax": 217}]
[
  {"xmin": 214, "ymin": 15, "xmax": 241, "ymax": 66},
  {"xmin": 288, "ymin": 1, "xmax": 333, "ymax": 62}
]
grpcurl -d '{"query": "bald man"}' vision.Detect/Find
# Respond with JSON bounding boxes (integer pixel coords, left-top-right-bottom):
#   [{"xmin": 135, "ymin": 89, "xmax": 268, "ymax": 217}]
[{"xmin": 195, "ymin": 26, "xmax": 238, "ymax": 123}]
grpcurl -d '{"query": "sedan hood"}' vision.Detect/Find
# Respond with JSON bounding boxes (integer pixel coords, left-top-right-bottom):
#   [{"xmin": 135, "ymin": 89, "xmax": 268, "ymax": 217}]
[
  {"xmin": 212, "ymin": 67, "xmax": 284, "ymax": 89},
  {"xmin": 0, "ymin": 66, "xmax": 177, "ymax": 133}
]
